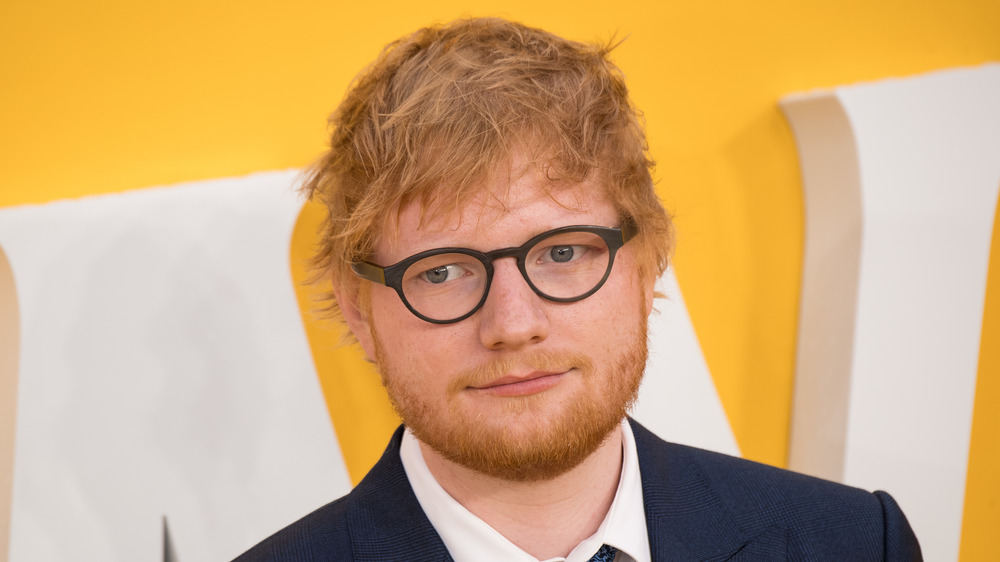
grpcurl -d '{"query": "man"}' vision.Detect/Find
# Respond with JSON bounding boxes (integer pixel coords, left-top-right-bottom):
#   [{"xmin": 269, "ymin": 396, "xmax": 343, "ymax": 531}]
[{"xmin": 238, "ymin": 17, "xmax": 921, "ymax": 561}]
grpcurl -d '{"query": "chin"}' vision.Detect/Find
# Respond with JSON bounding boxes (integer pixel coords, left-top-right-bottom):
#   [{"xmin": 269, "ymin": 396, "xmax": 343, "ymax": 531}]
[{"xmin": 402, "ymin": 378, "xmax": 634, "ymax": 482}]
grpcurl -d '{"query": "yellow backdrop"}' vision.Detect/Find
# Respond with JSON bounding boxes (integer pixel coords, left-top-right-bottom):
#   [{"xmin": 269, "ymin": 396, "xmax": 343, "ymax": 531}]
[{"xmin": 2, "ymin": 1, "xmax": 997, "ymax": 558}]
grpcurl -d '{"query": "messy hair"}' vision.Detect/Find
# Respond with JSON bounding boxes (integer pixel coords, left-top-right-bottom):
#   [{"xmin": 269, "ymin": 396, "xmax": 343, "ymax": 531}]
[{"xmin": 304, "ymin": 17, "xmax": 673, "ymax": 324}]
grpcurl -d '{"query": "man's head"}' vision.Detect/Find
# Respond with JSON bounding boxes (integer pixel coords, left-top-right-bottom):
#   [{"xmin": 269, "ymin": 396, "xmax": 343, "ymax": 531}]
[{"xmin": 307, "ymin": 18, "xmax": 673, "ymax": 481}]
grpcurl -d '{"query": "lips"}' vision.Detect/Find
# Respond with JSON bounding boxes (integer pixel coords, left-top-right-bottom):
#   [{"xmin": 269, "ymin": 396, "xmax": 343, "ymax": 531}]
[{"xmin": 470, "ymin": 370, "xmax": 568, "ymax": 397}]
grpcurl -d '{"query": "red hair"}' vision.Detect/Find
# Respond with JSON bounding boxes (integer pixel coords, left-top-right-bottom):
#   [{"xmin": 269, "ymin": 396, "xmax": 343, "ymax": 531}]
[{"xmin": 304, "ymin": 17, "xmax": 673, "ymax": 325}]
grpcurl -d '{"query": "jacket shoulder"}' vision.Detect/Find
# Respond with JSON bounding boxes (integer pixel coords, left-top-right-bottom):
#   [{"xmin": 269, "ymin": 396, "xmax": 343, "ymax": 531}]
[
  {"xmin": 629, "ymin": 420, "xmax": 922, "ymax": 560},
  {"xmin": 232, "ymin": 425, "xmax": 450, "ymax": 562},
  {"xmin": 232, "ymin": 495, "xmax": 353, "ymax": 562}
]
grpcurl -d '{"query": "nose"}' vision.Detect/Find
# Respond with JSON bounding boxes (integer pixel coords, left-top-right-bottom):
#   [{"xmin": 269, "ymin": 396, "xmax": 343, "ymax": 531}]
[{"xmin": 477, "ymin": 258, "xmax": 550, "ymax": 350}]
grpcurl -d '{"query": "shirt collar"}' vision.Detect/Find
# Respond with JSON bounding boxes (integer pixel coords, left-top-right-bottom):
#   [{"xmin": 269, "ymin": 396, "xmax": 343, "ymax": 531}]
[{"xmin": 399, "ymin": 419, "xmax": 651, "ymax": 562}]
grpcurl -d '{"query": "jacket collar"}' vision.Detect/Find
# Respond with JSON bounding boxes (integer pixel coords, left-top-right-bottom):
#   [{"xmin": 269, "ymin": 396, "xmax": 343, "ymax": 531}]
[{"xmin": 350, "ymin": 422, "xmax": 782, "ymax": 562}]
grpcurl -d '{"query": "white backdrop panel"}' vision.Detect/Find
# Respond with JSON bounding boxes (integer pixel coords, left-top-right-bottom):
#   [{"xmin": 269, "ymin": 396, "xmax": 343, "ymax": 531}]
[
  {"xmin": 0, "ymin": 172, "xmax": 349, "ymax": 561},
  {"xmin": 784, "ymin": 64, "xmax": 1000, "ymax": 562}
]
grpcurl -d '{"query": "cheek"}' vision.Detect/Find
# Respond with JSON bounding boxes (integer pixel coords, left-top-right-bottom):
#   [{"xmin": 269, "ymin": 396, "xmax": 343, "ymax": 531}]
[
  {"xmin": 369, "ymin": 291, "xmax": 472, "ymax": 386},
  {"xmin": 553, "ymin": 296, "xmax": 630, "ymax": 359},
  {"xmin": 368, "ymin": 291, "xmax": 419, "ymax": 363},
  {"xmin": 611, "ymin": 250, "xmax": 652, "ymax": 314},
  {"xmin": 570, "ymin": 260, "xmax": 649, "ymax": 347}
]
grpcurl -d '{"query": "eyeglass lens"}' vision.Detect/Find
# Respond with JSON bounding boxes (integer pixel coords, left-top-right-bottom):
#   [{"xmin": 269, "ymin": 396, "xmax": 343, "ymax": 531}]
[{"xmin": 400, "ymin": 230, "xmax": 613, "ymax": 322}]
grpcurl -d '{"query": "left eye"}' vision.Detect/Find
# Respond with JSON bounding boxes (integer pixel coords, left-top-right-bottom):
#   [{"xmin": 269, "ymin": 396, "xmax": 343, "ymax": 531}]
[{"xmin": 543, "ymin": 245, "xmax": 585, "ymax": 263}]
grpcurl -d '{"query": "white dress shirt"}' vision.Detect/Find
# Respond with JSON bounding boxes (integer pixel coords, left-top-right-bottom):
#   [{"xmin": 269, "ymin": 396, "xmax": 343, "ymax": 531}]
[{"xmin": 399, "ymin": 419, "xmax": 651, "ymax": 562}]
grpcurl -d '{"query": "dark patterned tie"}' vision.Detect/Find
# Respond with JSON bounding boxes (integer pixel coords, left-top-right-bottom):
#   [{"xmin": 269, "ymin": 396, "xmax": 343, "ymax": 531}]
[{"xmin": 587, "ymin": 544, "xmax": 618, "ymax": 562}]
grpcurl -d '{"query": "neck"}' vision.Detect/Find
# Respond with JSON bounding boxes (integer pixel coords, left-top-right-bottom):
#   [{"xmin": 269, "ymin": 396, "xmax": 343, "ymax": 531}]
[{"xmin": 418, "ymin": 425, "xmax": 624, "ymax": 560}]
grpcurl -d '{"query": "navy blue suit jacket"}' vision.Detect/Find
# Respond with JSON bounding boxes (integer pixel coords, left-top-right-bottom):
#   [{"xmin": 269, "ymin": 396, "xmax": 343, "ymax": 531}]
[{"xmin": 236, "ymin": 420, "xmax": 921, "ymax": 561}]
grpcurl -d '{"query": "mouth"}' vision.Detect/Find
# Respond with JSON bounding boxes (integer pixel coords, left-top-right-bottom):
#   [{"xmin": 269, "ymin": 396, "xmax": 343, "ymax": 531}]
[{"xmin": 469, "ymin": 370, "xmax": 570, "ymax": 397}]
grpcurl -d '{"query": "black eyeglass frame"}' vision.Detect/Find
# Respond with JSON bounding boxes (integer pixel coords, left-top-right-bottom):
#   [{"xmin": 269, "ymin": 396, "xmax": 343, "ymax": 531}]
[{"xmin": 350, "ymin": 221, "xmax": 638, "ymax": 324}]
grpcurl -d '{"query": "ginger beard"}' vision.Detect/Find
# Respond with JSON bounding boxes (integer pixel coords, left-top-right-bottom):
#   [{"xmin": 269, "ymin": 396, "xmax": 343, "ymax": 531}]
[{"xmin": 371, "ymin": 310, "xmax": 649, "ymax": 482}]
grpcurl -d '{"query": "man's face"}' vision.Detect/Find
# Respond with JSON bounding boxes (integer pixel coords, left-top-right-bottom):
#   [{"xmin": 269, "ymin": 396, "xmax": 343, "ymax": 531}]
[{"xmin": 344, "ymin": 166, "xmax": 655, "ymax": 482}]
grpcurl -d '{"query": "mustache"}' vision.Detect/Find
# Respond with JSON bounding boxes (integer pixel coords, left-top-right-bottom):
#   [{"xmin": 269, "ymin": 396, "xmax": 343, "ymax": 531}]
[{"xmin": 447, "ymin": 350, "xmax": 594, "ymax": 394}]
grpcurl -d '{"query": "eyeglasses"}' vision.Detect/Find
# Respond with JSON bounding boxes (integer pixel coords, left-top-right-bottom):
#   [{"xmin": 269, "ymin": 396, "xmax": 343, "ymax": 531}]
[{"xmin": 351, "ymin": 222, "xmax": 637, "ymax": 324}]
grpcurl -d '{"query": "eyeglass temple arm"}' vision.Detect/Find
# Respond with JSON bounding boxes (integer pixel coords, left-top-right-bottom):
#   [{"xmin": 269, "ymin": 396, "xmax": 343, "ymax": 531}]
[
  {"xmin": 621, "ymin": 218, "xmax": 638, "ymax": 243},
  {"xmin": 351, "ymin": 261, "xmax": 387, "ymax": 286}
]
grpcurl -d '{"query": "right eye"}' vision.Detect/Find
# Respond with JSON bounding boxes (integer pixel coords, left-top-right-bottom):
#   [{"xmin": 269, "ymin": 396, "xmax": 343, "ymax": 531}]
[{"xmin": 420, "ymin": 263, "xmax": 469, "ymax": 284}]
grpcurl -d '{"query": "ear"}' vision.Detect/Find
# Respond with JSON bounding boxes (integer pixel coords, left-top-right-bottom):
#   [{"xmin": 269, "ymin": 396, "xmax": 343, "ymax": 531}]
[{"xmin": 334, "ymin": 283, "xmax": 377, "ymax": 361}]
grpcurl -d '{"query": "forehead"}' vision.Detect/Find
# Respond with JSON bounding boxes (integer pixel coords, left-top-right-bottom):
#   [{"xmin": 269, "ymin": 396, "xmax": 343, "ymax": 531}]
[{"xmin": 374, "ymin": 169, "xmax": 616, "ymax": 259}]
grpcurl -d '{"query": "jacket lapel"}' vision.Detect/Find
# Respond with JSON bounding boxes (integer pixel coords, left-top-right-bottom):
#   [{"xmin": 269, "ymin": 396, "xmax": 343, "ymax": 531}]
[
  {"xmin": 630, "ymin": 419, "xmax": 786, "ymax": 561},
  {"xmin": 346, "ymin": 425, "xmax": 453, "ymax": 561}
]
